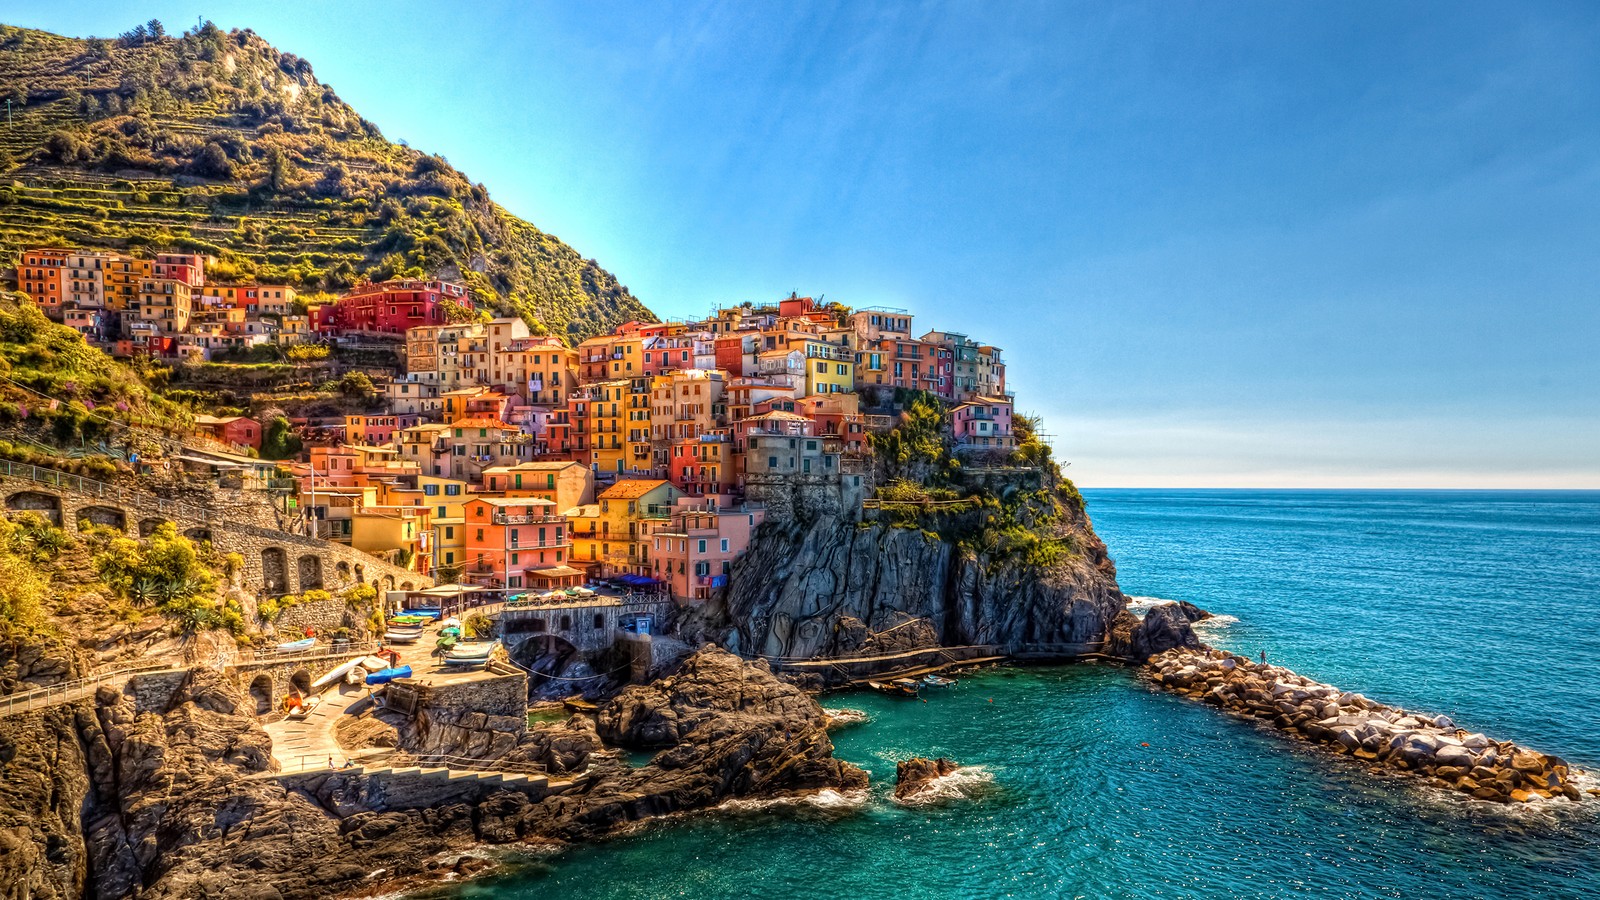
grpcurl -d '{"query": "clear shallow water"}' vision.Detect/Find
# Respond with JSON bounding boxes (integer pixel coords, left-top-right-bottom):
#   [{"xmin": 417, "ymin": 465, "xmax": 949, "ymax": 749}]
[{"xmin": 446, "ymin": 490, "xmax": 1600, "ymax": 899}]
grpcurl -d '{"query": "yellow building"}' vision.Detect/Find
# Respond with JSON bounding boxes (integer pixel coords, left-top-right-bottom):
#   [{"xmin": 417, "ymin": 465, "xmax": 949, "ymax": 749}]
[
  {"xmin": 800, "ymin": 339, "xmax": 855, "ymax": 396},
  {"xmin": 351, "ymin": 504, "xmax": 432, "ymax": 573},
  {"xmin": 567, "ymin": 478, "xmax": 682, "ymax": 576},
  {"xmin": 584, "ymin": 379, "xmax": 628, "ymax": 475},
  {"xmin": 482, "ymin": 460, "xmax": 595, "ymax": 511}
]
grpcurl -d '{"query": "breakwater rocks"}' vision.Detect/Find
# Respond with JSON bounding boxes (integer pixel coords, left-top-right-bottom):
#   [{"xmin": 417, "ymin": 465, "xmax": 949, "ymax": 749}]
[{"xmin": 1148, "ymin": 648, "xmax": 1592, "ymax": 804}]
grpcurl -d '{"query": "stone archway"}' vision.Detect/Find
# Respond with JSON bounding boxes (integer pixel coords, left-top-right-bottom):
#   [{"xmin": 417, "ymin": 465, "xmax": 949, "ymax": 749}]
[
  {"xmin": 382, "ymin": 574, "xmax": 395, "ymax": 592},
  {"xmin": 262, "ymin": 548, "xmax": 287, "ymax": 593},
  {"xmin": 139, "ymin": 517, "xmax": 167, "ymax": 537},
  {"xmin": 336, "ymin": 561, "xmax": 351, "ymax": 584},
  {"xmin": 76, "ymin": 505, "xmax": 127, "ymax": 532},
  {"xmin": 249, "ymin": 674, "xmax": 275, "ymax": 716},
  {"xmin": 6, "ymin": 491, "xmax": 61, "ymax": 525},
  {"xmin": 297, "ymin": 555, "xmax": 323, "ymax": 591},
  {"xmin": 400, "ymin": 580, "xmax": 414, "ymax": 591},
  {"xmin": 289, "ymin": 669, "xmax": 311, "ymax": 696},
  {"xmin": 183, "ymin": 527, "xmax": 211, "ymax": 543}
]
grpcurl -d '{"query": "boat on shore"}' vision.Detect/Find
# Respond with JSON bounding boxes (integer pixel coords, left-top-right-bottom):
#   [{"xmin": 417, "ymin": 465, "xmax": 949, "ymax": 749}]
[
  {"xmin": 921, "ymin": 674, "xmax": 957, "ymax": 688},
  {"xmin": 274, "ymin": 637, "xmax": 315, "ymax": 653},
  {"xmin": 310, "ymin": 658, "xmax": 363, "ymax": 692},
  {"xmin": 286, "ymin": 694, "xmax": 320, "ymax": 718},
  {"xmin": 867, "ymin": 679, "xmax": 921, "ymax": 698},
  {"xmin": 442, "ymin": 641, "xmax": 498, "ymax": 666},
  {"xmin": 365, "ymin": 665, "xmax": 412, "ymax": 685},
  {"xmin": 401, "ymin": 607, "xmax": 443, "ymax": 621},
  {"xmin": 384, "ymin": 629, "xmax": 423, "ymax": 644}
]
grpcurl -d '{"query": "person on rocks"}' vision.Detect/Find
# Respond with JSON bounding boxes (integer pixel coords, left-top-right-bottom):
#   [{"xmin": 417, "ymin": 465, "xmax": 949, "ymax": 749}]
[{"xmin": 1259, "ymin": 650, "xmax": 1267, "ymax": 664}]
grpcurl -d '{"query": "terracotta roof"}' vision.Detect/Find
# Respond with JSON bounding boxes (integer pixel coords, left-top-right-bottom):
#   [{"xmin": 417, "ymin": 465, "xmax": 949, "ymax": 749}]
[
  {"xmin": 747, "ymin": 410, "xmax": 811, "ymax": 422},
  {"xmin": 599, "ymin": 479, "xmax": 672, "ymax": 499},
  {"xmin": 485, "ymin": 461, "xmax": 584, "ymax": 472},
  {"xmin": 448, "ymin": 417, "xmax": 517, "ymax": 430}
]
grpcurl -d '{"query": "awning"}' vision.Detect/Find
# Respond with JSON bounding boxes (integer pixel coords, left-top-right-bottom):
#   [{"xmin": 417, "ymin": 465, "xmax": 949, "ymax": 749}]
[
  {"xmin": 418, "ymin": 584, "xmax": 473, "ymax": 597},
  {"xmin": 530, "ymin": 565, "xmax": 584, "ymax": 578}
]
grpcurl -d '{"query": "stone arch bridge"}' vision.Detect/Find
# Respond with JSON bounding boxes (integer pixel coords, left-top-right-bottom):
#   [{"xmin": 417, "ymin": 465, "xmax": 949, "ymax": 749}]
[{"xmin": 0, "ymin": 460, "xmax": 428, "ymax": 598}]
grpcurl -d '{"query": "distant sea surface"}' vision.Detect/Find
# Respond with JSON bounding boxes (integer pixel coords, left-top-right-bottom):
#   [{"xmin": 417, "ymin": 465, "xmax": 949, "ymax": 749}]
[{"xmin": 445, "ymin": 490, "xmax": 1600, "ymax": 899}]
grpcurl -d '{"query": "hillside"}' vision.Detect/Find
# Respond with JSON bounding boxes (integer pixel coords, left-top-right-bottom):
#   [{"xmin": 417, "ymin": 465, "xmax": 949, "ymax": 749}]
[{"xmin": 0, "ymin": 20, "xmax": 653, "ymax": 341}]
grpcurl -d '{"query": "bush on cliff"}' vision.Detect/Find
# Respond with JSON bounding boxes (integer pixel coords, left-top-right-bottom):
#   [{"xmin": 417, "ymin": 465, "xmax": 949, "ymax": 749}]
[{"xmin": 0, "ymin": 516, "xmax": 52, "ymax": 636}]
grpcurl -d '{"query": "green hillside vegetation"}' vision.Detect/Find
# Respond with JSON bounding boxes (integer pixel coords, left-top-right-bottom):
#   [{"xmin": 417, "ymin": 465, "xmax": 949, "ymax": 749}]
[
  {"xmin": 0, "ymin": 290, "xmax": 188, "ymax": 471},
  {"xmin": 0, "ymin": 20, "xmax": 653, "ymax": 342}
]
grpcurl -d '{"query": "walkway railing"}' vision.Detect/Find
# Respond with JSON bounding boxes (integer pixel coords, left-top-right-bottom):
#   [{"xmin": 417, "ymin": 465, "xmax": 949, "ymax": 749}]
[
  {"xmin": 0, "ymin": 662, "xmax": 183, "ymax": 718},
  {"xmin": 246, "ymin": 641, "xmax": 381, "ymax": 665}
]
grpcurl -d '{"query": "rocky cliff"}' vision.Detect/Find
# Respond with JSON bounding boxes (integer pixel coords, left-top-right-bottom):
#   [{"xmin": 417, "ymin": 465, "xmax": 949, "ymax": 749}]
[
  {"xmin": 681, "ymin": 482, "xmax": 1128, "ymax": 670},
  {"xmin": 0, "ymin": 648, "xmax": 864, "ymax": 899}
]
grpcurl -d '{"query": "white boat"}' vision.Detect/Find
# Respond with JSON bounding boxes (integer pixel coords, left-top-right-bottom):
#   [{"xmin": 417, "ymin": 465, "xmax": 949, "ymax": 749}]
[
  {"xmin": 384, "ymin": 629, "xmax": 423, "ymax": 644},
  {"xmin": 442, "ymin": 641, "xmax": 498, "ymax": 666},
  {"xmin": 345, "ymin": 666, "xmax": 368, "ymax": 686},
  {"xmin": 275, "ymin": 637, "xmax": 315, "ymax": 653},
  {"xmin": 310, "ymin": 657, "xmax": 362, "ymax": 692},
  {"xmin": 286, "ymin": 695, "xmax": 321, "ymax": 719}
]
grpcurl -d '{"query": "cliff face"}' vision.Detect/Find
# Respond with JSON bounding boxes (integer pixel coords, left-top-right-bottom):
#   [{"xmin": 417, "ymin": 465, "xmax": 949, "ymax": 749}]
[{"xmin": 688, "ymin": 488, "xmax": 1126, "ymax": 665}]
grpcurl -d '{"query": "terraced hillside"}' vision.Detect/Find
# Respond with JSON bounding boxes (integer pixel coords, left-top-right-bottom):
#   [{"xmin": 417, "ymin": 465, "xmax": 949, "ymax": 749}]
[{"xmin": 0, "ymin": 21, "xmax": 653, "ymax": 341}]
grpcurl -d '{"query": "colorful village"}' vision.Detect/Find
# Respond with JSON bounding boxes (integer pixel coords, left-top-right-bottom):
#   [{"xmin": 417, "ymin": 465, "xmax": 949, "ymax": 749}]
[{"xmin": 16, "ymin": 246, "xmax": 1016, "ymax": 607}]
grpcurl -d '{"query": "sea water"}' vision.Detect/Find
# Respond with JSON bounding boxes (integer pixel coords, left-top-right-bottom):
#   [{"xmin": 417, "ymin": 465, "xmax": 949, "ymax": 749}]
[{"xmin": 446, "ymin": 490, "xmax": 1600, "ymax": 899}]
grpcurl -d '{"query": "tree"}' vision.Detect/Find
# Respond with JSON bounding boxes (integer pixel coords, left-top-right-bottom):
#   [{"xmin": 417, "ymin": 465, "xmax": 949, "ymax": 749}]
[
  {"xmin": 260, "ymin": 415, "xmax": 301, "ymax": 459},
  {"xmin": 190, "ymin": 141, "xmax": 234, "ymax": 179},
  {"xmin": 336, "ymin": 372, "xmax": 377, "ymax": 401},
  {"xmin": 146, "ymin": 19, "xmax": 166, "ymax": 39}
]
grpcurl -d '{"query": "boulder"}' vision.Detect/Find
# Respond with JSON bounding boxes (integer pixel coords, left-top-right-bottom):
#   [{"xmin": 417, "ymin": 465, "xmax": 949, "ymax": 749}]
[{"xmin": 894, "ymin": 757, "xmax": 960, "ymax": 800}]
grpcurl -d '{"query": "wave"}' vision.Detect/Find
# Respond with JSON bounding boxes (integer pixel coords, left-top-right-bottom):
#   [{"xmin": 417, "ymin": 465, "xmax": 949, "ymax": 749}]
[
  {"xmin": 823, "ymin": 707, "xmax": 871, "ymax": 728},
  {"xmin": 1192, "ymin": 614, "xmax": 1240, "ymax": 629},
  {"xmin": 1125, "ymin": 595, "xmax": 1178, "ymax": 612},
  {"xmin": 893, "ymin": 765, "xmax": 997, "ymax": 807},
  {"xmin": 716, "ymin": 787, "xmax": 871, "ymax": 814}
]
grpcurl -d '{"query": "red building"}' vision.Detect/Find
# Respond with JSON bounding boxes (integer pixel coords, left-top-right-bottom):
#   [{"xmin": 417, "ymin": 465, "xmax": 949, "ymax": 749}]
[
  {"xmin": 193, "ymin": 414, "xmax": 262, "ymax": 451},
  {"xmin": 311, "ymin": 280, "xmax": 470, "ymax": 336}
]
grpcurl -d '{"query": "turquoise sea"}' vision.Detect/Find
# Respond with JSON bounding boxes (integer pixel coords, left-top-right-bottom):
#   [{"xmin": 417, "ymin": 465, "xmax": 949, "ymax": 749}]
[{"xmin": 449, "ymin": 490, "xmax": 1600, "ymax": 899}]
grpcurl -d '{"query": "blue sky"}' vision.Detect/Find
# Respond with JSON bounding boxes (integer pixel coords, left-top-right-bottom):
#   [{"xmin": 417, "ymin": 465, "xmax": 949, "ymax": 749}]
[{"xmin": 11, "ymin": 2, "xmax": 1600, "ymax": 487}]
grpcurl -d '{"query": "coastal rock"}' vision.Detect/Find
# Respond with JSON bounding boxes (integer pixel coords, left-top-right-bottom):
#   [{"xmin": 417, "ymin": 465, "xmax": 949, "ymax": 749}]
[
  {"xmin": 895, "ymin": 756, "xmax": 960, "ymax": 800},
  {"xmin": 1144, "ymin": 647, "xmax": 1589, "ymax": 805},
  {"xmin": 0, "ymin": 647, "xmax": 870, "ymax": 899},
  {"xmin": 1107, "ymin": 604, "xmax": 1202, "ymax": 663},
  {"xmin": 676, "ymin": 488, "xmax": 1123, "ymax": 678}
]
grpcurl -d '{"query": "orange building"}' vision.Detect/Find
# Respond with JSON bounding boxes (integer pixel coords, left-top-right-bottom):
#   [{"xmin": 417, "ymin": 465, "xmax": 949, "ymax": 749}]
[
  {"xmin": 17, "ymin": 248, "xmax": 69, "ymax": 314},
  {"xmin": 463, "ymin": 496, "xmax": 572, "ymax": 590}
]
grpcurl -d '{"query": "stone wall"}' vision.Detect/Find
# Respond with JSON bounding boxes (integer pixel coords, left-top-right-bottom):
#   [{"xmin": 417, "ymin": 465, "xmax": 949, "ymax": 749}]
[
  {"xmin": 271, "ymin": 597, "xmax": 366, "ymax": 638},
  {"xmin": 743, "ymin": 471, "xmax": 869, "ymax": 524},
  {"xmin": 400, "ymin": 671, "xmax": 529, "ymax": 758},
  {"xmin": 0, "ymin": 468, "xmax": 429, "ymax": 599},
  {"xmin": 124, "ymin": 671, "xmax": 190, "ymax": 713},
  {"xmin": 498, "ymin": 603, "xmax": 620, "ymax": 655}
]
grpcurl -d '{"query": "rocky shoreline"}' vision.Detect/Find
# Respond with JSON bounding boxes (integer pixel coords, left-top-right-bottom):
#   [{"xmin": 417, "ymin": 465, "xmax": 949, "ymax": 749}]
[{"xmin": 1146, "ymin": 646, "xmax": 1595, "ymax": 804}]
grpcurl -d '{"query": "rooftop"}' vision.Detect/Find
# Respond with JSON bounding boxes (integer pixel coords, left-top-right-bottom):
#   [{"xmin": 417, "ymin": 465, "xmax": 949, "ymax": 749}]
[{"xmin": 599, "ymin": 479, "xmax": 672, "ymax": 499}]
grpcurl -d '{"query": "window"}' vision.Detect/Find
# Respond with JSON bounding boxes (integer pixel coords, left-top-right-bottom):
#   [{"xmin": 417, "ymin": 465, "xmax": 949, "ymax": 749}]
[
  {"xmin": 424, "ymin": 483, "xmax": 439, "ymax": 496},
  {"xmin": 698, "ymin": 539, "xmax": 707, "ymax": 553},
  {"xmin": 476, "ymin": 529, "xmax": 484, "ymax": 540},
  {"xmin": 444, "ymin": 525, "xmax": 455, "ymax": 539},
  {"xmin": 594, "ymin": 613, "xmax": 604, "ymax": 629},
  {"xmin": 721, "ymin": 539, "xmax": 730, "ymax": 552},
  {"xmin": 437, "ymin": 505, "xmax": 446, "ymax": 518},
  {"xmin": 816, "ymin": 361, "xmax": 827, "ymax": 374}
]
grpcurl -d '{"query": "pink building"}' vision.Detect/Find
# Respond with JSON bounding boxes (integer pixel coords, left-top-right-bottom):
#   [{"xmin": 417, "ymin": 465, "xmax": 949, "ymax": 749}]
[
  {"xmin": 950, "ymin": 396, "xmax": 1014, "ymax": 453},
  {"xmin": 649, "ymin": 501, "xmax": 765, "ymax": 602}
]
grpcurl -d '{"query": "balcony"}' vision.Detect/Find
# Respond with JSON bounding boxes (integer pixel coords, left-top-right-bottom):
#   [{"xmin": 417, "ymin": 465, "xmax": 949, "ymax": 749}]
[{"xmin": 492, "ymin": 512, "xmax": 567, "ymax": 525}]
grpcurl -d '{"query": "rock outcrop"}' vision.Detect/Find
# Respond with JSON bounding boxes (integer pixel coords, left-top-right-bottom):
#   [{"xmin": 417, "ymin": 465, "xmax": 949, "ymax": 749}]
[
  {"xmin": 0, "ymin": 648, "xmax": 868, "ymax": 899},
  {"xmin": 1107, "ymin": 603, "xmax": 1203, "ymax": 663},
  {"xmin": 1147, "ymin": 647, "xmax": 1593, "ymax": 804},
  {"xmin": 681, "ymin": 490, "xmax": 1124, "ymax": 674},
  {"xmin": 895, "ymin": 756, "xmax": 959, "ymax": 800}
]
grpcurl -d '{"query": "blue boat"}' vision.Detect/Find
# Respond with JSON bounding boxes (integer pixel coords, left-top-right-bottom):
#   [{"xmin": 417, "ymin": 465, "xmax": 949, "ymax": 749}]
[
  {"xmin": 365, "ymin": 664, "xmax": 412, "ymax": 685},
  {"xmin": 403, "ymin": 607, "xmax": 443, "ymax": 620}
]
